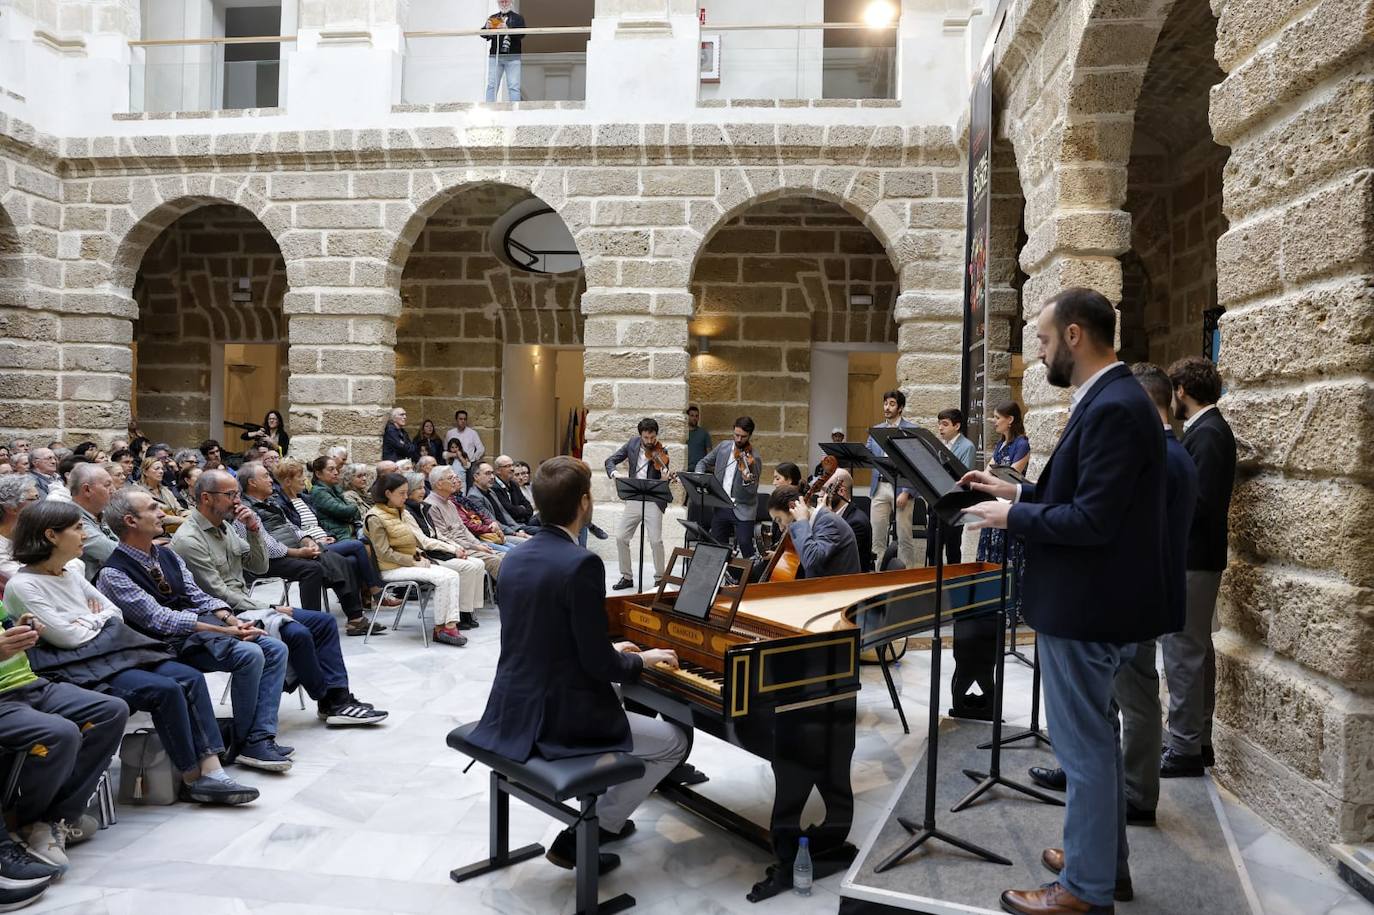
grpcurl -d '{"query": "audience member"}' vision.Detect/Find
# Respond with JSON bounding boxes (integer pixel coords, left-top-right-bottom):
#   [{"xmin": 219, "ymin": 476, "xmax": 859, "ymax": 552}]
[
  {"xmin": 198, "ymin": 440, "xmax": 230, "ymax": 474},
  {"xmin": 110, "ymin": 449, "xmax": 134, "ymax": 480},
  {"xmin": 67, "ymin": 463, "xmax": 117, "ymax": 582},
  {"xmin": 140, "ymin": 457, "xmax": 185, "ymax": 521},
  {"xmin": 401, "ymin": 472, "xmax": 486, "ymax": 631},
  {"xmin": 325, "ymin": 445, "xmax": 349, "ymax": 467},
  {"xmin": 176, "ymin": 464, "xmax": 201, "ymax": 501},
  {"xmin": 381, "ymin": 408, "xmax": 418, "ymax": 463},
  {"xmin": 491, "ymin": 455, "xmax": 536, "ymax": 525},
  {"xmin": 257, "ymin": 411, "xmax": 290, "ymax": 456},
  {"xmin": 104, "ymin": 461, "xmax": 127, "ymax": 489},
  {"xmin": 467, "ymin": 462, "xmax": 532, "ymax": 543},
  {"xmin": 0, "ymin": 478, "xmax": 64, "ymax": 579},
  {"xmin": 363, "ymin": 474, "xmax": 470, "ymax": 647},
  {"xmin": 98, "ymin": 487, "xmax": 293, "ymax": 772},
  {"xmin": 308, "ymin": 457, "xmax": 361, "ymax": 541},
  {"xmin": 443, "ymin": 437, "xmax": 470, "ymax": 489},
  {"xmin": 685, "ymin": 405, "xmax": 711, "ymax": 475},
  {"xmin": 514, "ymin": 461, "xmax": 534, "ymax": 507},
  {"xmin": 169, "ymin": 470, "xmax": 387, "ymax": 726},
  {"xmin": 341, "ymin": 463, "xmax": 374, "ymax": 515},
  {"xmin": 10, "ymin": 453, "xmax": 30, "ymax": 476},
  {"xmin": 5, "ymin": 500, "xmax": 259, "ymax": 808},
  {"xmin": 422, "ymin": 466, "xmax": 503, "ymax": 579},
  {"xmin": 443, "ymin": 410, "xmax": 485, "ymax": 465},
  {"xmin": 412, "ymin": 420, "xmax": 444, "ymax": 461},
  {"xmin": 28, "ymin": 450, "xmax": 65, "ymax": 502}
]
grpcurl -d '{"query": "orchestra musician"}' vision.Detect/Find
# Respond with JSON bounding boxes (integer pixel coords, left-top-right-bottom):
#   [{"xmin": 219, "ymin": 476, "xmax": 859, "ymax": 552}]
[
  {"xmin": 696, "ymin": 416, "xmax": 763, "ymax": 558},
  {"xmin": 823, "ymin": 467, "xmax": 873, "ymax": 573},
  {"xmin": 605, "ymin": 418, "xmax": 670, "ymax": 591},
  {"xmin": 467, "ymin": 456, "xmax": 688, "ymax": 875},
  {"xmin": 766, "ymin": 485, "xmax": 861, "ymax": 579}
]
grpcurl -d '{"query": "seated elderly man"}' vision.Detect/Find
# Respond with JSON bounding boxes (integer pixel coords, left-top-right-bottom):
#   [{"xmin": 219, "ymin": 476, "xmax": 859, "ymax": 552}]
[
  {"xmin": 98, "ymin": 487, "xmax": 292, "ymax": 772},
  {"xmin": 239, "ymin": 462, "xmax": 374, "ymax": 638},
  {"xmin": 27, "ymin": 449, "xmax": 66, "ymax": 502},
  {"xmin": 422, "ymin": 466, "xmax": 503, "ymax": 580},
  {"xmin": 468, "ymin": 462, "xmax": 534, "ymax": 540},
  {"xmin": 170, "ymin": 469, "xmax": 387, "ymax": 726},
  {"xmin": 491, "ymin": 455, "xmax": 537, "ymax": 525}
]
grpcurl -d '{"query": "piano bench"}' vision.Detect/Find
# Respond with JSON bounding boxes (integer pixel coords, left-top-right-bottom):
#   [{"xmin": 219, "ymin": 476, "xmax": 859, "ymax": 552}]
[{"xmin": 446, "ymin": 722, "xmax": 645, "ymax": 915}]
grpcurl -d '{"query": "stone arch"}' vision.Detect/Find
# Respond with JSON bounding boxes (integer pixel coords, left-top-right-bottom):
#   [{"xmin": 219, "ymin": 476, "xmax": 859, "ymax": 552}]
[{"xmin": 393, "ymin": 181, "xmax": 586, "ymax": 462}]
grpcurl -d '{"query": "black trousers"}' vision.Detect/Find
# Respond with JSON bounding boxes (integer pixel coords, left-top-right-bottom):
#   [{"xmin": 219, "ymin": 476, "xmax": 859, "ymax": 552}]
[
  {"xmin": 925, "ymin": 508, "xmax": 962, "ymax": 566},
  {"xmin": 709, "ymin": 507, "xmax": 755, "ymax": 558},
  {"xmin": 266, "ymin": 554, "xmax": 364, "ymax": 619}
]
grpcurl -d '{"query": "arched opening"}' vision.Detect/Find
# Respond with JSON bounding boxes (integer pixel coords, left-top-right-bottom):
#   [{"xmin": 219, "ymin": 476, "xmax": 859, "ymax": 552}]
[
  {"xmin": 1119, "ymin": 0, "xmax": 1228, "ymax": 368},
  {"xmin": 131, "ymin": 204, "xmax": 288, "ymax": 448},
  {"xmin": 688, "ymin": 195, "xmax": 898, "ymax": 482},
  {"xmin": 397, "ymin": 184, "xmax": 585, "ymax": 465}
]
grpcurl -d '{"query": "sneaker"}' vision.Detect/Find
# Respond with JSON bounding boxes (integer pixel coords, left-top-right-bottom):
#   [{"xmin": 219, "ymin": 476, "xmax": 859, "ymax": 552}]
[
  {"xmin": 17, "ymin": 823, "xmax": 66, "ymax": 875},
  {"xmin": 0, "ymin": 880, "xmax": 49, "ymax": 910},
  {"xmin": 318, "ymin": 698, "xmax": 388, "ymax": 727},
  {"xmin": 546, "ymin": 827, "xmax": 620, "ymax": 874},
  {"xmin": 611, "ymin": 577, "xmax": 634, "ymax": 591},
  {"xmin": 1159, "ymin": 746, "xmax": 1205, "ymax": 778},
  {"xmin": 179, "ymin": 775, "xmax": 259, "ymax": 806},
  {"xmin": 0, "ymin": 835, "xmax": 58, "ymax": 885},
  {"xmin": 271, "ymin": 741, "xmax": 295, "ymax": 758},
  {"xmin": 236, "ymin": 739, "xmax": 293, "ymax": 773},
  {"xmin": 62, "ymin": 815, "xmax": 100, "ymax": 848},
  {"xmin": 434, "ymin": 626, "xmax": 468, "ymax": 647}
]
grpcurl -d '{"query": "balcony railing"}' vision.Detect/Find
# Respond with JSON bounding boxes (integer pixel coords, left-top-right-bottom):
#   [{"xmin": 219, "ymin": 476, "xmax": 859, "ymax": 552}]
[
  {"xmin": 400, "ymin": 27, "xmax": 592, "ymax": 105},
  {"xmin": 129, "ymin": 35, "xmax": 294, "ymax": 114},
  {"xmin": 701, "ymin": 23, "xmax": 898, "ymax": 101}
]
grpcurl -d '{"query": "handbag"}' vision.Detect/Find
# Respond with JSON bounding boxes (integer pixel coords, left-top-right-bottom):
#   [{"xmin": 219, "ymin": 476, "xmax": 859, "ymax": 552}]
[
  {"xmin": 117, "ymin": 727, "xmax": 179, "ymax": 806},
  {"xmin": 424, "ymin": 548, "xmax": 457, "ymax": 562}
]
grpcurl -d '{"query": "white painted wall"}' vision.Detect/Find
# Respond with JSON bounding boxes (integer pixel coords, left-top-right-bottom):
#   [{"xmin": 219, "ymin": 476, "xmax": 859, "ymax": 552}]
[
  {"xmin": 500, "ymin": 344, "xmax": 584, "ymax": 466},
  {"xmin": 808, "ymin": 346, "xmax": 849, "ymax": 469}
]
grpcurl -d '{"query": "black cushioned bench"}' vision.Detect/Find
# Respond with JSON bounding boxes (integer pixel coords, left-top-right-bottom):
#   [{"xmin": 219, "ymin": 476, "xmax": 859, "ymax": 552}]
[{"xmin": 447, "ymin": 722, "xmax": 645, "ymax": 915}]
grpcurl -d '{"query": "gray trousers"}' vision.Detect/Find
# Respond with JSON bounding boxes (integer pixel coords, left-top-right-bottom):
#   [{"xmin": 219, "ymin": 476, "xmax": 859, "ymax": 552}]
[
  {"xmin": 1039, "ymin": 632, "xmax": 1130, "ymax": 907},
  {"xmin": 870, "ymin": 481, "xmax": 916, "ymax": 569},
  {"xmin": 0, "ymin": 679, "xmax": 129, "ymax": 826},
  {"xmin": 1161, "ymin": 570, "xmax": 1222, "ymax": 754},
  {"xmin": 1114, "ymin": 638, "xmax": 1161, "ymax": 811},
  {"xmin": 597, "ymin": 712, "xmax": 689, "ymax": 833},
  {"xmin": 616, "ymin": 501, "xmax": 665, "ymax": 580}
]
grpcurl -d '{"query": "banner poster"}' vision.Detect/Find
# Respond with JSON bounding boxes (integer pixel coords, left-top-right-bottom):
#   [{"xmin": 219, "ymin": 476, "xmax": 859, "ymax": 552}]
[{"xmin": 960, "ymin": 54, "xmax": 994, "ymax": 462}]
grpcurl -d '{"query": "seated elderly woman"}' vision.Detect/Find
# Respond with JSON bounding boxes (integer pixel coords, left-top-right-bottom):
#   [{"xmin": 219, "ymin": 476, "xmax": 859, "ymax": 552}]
[
  {"xmin": 140, "ymin": 457, "xmax": 188, "ymax": 525},
  {"xmin": 2, "ymin": 500, "xmax": 259, "ymax": 806},
  {"xmin": 340, "ymin": 463, "xmax": 374, "ymax": 515}
]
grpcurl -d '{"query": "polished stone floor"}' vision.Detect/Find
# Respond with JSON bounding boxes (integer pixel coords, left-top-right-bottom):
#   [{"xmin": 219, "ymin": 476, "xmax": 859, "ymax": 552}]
[{"xmin": 28, "ymin": 571, "xmax": 1373, "ymax": 915}]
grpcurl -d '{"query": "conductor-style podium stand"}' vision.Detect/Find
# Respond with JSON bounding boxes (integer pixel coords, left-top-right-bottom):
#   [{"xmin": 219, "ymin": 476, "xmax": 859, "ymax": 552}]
[{"xmin": 614, "ymin": 477, "xmax": 672, "ymax": 594}]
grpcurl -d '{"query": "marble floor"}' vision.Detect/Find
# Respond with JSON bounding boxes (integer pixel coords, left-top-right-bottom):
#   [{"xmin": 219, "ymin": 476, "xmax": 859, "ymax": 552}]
[{"xmin": 28, "ymin": 570, "xmax": 1374, "ymax": 915}]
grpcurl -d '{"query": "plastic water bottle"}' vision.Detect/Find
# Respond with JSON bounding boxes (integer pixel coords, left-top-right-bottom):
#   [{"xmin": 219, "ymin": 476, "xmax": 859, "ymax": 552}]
[{"xmin": 793, "ymin": 836, "xmax": 813, "ymax": 896}]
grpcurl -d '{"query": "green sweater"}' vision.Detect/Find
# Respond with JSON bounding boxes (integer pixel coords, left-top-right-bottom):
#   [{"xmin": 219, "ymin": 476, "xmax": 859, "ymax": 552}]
[
  {"xmin": 0, "ymin": 602, "xmax": 38, "ymax": 695},
  {"xmin": 308, "ymin": 482, "xmax": 360, "ymax": 541}
]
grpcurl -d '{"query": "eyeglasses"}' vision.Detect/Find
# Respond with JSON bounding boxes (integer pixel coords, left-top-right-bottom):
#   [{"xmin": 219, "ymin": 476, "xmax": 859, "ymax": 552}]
[{"xmin": 206, "ymin": 489, "xmax": 240, "ymax": 498}]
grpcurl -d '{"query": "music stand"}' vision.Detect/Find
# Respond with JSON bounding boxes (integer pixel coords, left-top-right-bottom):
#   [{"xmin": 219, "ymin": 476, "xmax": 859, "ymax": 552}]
[
  {"xmin": 872, "ymin": 432, "xmax": 1010, "ymax": 873},
  {"xmin": 676, "ymin": 520, "xmax": 724, "ymax": 549},
  {"xmin": 675, "ymin": 471, "xmax": 736, "ymax": 551},
  {"xmin": 614, "ymin": 477, "xmax": 672, "ymax": 594},
  {"xmin": 819, "ymin": 442, "xmax": 873, "ymax": 470}
]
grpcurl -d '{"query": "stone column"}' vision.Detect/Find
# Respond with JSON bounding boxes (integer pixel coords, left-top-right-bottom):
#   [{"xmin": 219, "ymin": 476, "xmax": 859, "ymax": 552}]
[
  {"xmin": 290, "ymin": 0, "xmax": 409, "ymax": 123},
  {"xmin": 1206, "ymin": 0, "xmax": 1374, "ymax": 854}
]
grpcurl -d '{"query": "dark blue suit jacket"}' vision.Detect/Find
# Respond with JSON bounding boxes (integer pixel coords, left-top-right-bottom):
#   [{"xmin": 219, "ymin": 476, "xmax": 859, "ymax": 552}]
[
  {"xmin": 468, "ymin": 526, "xmax": 644, "ymax": 761},
  {"xmin": 1162, "ymin": 427, "xmax": 1199, "ymax": 633},
  {"xmin": 1007, "ymin": 363, "xmax": 1170, "ymax": 643},
  {"xmin": 790, "ymin": 509, "xmax": 861, "ymax": 579}
]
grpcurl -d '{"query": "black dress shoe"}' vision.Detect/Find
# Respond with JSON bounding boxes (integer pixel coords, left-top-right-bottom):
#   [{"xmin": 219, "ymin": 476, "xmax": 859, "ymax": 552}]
[
  {"xmin": 1126, "ymin": 803, "xmax": 1156, "ymax": 826},
  {"xmin": 599, "ymin": 819, "xmax": 635, "ymax": 844},
  {"xmin": 1202, "ymin": 744, "xmax": 1215, "ymax": 767},
  {"xmin": 1159, "ymin": 746, "xmax": 1205, "ymax": 778},
  {"xmin": 1028, "ymin": 766, "xmax": 1067, "ymax": 792},
  {"xmin": 611, "ymin": 577, "xmax": 635, "ymax": 591},
  {"xmin": 588, "ymin": 523, "xmax": 609, "ymax": 540},
  {"xmin": 546, "ymin": 828, "xmax": 621, "ymax": 874}
]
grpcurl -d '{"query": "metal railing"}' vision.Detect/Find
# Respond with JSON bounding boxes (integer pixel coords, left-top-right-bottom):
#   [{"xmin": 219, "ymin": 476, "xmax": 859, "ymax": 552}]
[
  {"xmin": 400, "ymin": 26, "xmax": 592, "ymax": 105},
  {"xmin": 700, "ymin": 22, "xmax": 898, "ymax": 101},
  {"xmin": 128, "ymin": 35, "xmax": 295, "ymax": 114}
]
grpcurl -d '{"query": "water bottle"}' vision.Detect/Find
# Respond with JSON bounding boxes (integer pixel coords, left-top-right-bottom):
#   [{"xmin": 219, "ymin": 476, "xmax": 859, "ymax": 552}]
[{"xmin": 793, "ymin": 836, "xmax": 813, "ymax": 896}]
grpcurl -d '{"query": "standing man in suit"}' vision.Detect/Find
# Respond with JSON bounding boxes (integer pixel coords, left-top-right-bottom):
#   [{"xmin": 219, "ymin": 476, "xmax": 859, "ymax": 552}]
[
  {"xmin": 606, "ymin": 418, "xmax": 669, "ymax": 591},
  {"xmin": 961, "ymin": 288, "xmax": 1170, "ymax": 915},
  {"xmin": 767, "ymin": 485, "xmax": 861, "ymax": 579},
  {"xmin": 696, "ymin": 416, "xmax": 762, "ymax": 558},
  {"xmin": 1160, "ymin": 356, "xmax": 1236, "ymax": 777},
  {"xmin": 468, "ymin": 457, "xmax": 688, "ymax": 874},
  {"xmin": 866, "ymin": 391, "xmax": 918, "ymax": 570}
]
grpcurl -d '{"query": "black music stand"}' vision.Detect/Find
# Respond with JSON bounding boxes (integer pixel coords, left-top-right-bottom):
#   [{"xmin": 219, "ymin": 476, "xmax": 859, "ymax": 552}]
[
  {"xmin": 675, "ymin": 471, "xmax": 736, "ymax": 551},
  {"xmin": 980, "ymin": 629, "xmax": 1052, "ymax": 751},
  {"xmin": 951, "ymin": 538, "xmax": 1063, "ymax": 812},
  {"xmin": 614, "ymin": 477, "xmax": 672, "ymax": 594},
  {"xmin": 873, "ymin": 432, "xmax": 1010, "ymax": 872}
]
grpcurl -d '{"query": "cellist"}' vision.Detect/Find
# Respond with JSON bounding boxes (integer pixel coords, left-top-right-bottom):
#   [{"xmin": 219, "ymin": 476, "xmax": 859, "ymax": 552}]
[
  {"xmin": 605, "ymin": 418, "xmax": 670, "ymax": 591},
  {"xmin": 766, "ymin": 485, "xmax": 861, "ymax": 579},
  {"xmin": 696, "ymin": 416, "xmax": 763, "ymax": 558}
]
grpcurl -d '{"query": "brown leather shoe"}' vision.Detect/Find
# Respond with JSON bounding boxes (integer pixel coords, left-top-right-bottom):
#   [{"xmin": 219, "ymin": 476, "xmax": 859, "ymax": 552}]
[
  {"xmin": 1040, "ymin": 848, "xmax": 1133, "ymax": 902},
  {"xmin": 1000, "ymin": 882, "xmax": 1114, "ymax": 914}
]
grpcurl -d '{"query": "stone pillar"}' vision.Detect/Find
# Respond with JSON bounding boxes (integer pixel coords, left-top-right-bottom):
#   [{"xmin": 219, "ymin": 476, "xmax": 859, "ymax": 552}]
[
  {"xmin": 586, "ymin": 0, "xmax": 699, "ymax": 122},
  {"xmin": 1205, "ymin": 0, "xmax": 1374, "ymax": 854},
  {"xmin": 290, "ymin": 0, "xmax": 409, "ymax": 123}
]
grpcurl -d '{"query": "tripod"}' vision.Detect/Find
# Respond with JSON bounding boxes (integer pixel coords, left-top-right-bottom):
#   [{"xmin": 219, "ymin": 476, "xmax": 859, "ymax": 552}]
[
  {"xmin": 951, "ymin": 552, "xmax": 1063, "ymax": 811},
  {"xmin": 873, "ymin": 522, "xmax": 1011, "ymax": 872}
]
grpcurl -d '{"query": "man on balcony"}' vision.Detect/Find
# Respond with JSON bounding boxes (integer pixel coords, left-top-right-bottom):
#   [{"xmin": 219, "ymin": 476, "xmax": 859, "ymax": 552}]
[{"xmin": 483, "ymin": 0, "xmax": 525, "ymax": 102}]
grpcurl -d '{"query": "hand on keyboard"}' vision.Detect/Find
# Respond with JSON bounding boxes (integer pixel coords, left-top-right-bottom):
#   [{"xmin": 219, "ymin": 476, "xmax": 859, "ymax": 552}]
[{"xmin": 642, "ymin": 647, "xmax": 679, "ymax": 670}]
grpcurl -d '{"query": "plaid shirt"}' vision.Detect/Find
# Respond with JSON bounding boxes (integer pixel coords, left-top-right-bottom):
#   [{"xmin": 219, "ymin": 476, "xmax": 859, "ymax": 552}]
[{"xmin": 97, "ymin": 542, "xmax": 229, "ymax": 637}]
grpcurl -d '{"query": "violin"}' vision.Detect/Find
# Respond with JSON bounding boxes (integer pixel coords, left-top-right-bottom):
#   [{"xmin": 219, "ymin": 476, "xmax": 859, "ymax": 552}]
[
  {"xmin": 732, "ymin": 443, "xmax": 755, "ymax": 484},
  {"xmin": 646, "ymin": 441, "xmax": 670, "ymax": 475},
  {"xmin": 805, "ymin": 454, "xmax": 839, "ymax": 507}
]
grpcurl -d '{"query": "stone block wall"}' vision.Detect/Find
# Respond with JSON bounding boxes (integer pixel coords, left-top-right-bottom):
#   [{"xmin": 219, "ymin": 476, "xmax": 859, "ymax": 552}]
[
  {"xmin": 397, "ymin": 184, "xmax": 585, "ymax": 453},
  {"xmin": 688, "ymin": 197, "xmax": 899, "ymax": 468},
  {"xmin": 132, "ymin": 205, "xmax": 287, "ymax": 446}
]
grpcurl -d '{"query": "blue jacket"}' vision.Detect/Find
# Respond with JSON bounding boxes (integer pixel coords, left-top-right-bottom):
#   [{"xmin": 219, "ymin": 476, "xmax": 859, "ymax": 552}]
[
  {"xmin": 1007, "ymin": 364, "xmax": 1169, "ymax": 643},
  {"xmin": 467, "ymin": 526, "xmax": 644, "ymax": 761},
  {"xmin": 1162, "ymin": 427, "xmax": 1199, "ymax": 633},
  {"xmin": 381, "ymin": 423, "xmax": 418, "ymax": 463},
  {"xmin": 790, "ymin": 509, "xmax": 862, "ymax": 579}
]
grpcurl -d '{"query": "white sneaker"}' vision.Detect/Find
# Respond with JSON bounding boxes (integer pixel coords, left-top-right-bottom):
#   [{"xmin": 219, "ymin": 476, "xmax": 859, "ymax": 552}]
[
  {"xmin": 18, "ymin": 822, "xmax": 67, "ymax": 874},
  {"xmin": 63, "ymin": 815, "xmax": 100, "ymax": 848}
]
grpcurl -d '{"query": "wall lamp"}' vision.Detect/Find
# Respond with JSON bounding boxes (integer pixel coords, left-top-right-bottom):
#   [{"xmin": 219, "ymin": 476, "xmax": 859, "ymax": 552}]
[{"xmin": 697, "ymin": 335, "xmax": 711, "ymax": 354}]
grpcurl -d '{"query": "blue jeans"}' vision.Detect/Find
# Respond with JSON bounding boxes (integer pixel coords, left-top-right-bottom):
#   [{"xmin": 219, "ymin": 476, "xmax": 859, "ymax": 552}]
[
  {"xmin": 326, "ymin": 537, "xmax": 383, "ymax": 592},
  {"xmin": 278, "ymin": 609, "xmax": 349, "ymax": 701},
  {"xmin": 106, "ymin": 660, "xmax": 223, "ymax": 774},
  {"xmin": 1038, "ymin": 632, "xmax": 1130, "ymax": 906},
  {"xmin": 486, "ymin": 54, "xmax": 521, "ymax": 101},
  {"xmin": 181, "ymin": 635, "xmax": 287, "ymax": 746}
]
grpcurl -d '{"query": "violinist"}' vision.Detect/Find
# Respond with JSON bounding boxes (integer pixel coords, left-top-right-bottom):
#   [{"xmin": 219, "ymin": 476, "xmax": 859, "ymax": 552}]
[
  {"xmin": 766, "ymin": 485, "xmax": 861, "ymax": 580},
  {"xmin": 606, "ymin": 418, "xmax": 670, "ymax": 591},
  {"xmin": 696, "ymin": 416, "xmax": 763, "ymax": 558}
]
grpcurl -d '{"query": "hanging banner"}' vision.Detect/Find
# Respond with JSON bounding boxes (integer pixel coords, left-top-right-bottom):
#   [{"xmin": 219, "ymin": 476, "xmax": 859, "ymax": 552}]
[{"xmin": 960, "ymin": 53, "xmax": 994, "ymax": 462}]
